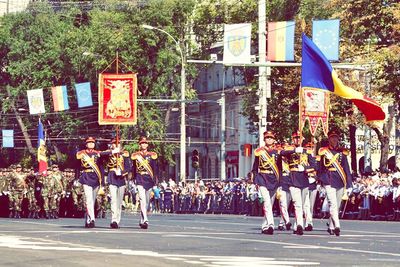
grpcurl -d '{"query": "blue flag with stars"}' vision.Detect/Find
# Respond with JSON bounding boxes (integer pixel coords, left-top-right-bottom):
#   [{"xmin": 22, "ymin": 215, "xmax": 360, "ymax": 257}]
[
  {"xmin": 75, "ymin": 82, "xmax": 93, "ymax": 108},
  {"xmin": 312, "ymin": 19, "xmax": 340, "ymax": 61}
]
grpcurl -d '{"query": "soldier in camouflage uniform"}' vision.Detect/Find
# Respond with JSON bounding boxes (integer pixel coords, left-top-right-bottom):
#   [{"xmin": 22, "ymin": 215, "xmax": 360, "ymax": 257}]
[
  {"xmin": 40, "ymin": 167, "xmax": 55, "ymax": 219},
  {"xmin": 71, "ymin": 174, "xmax": 85, "ymax": 218},
  {"xmin": 25, "ymin": 170, "xmax": 39, "ymax": 219},
  {"xmin": 9, "ymin": 164, "xmax": 27, "ymax": 219},
  {"xmin": 50, "ymin": 164, "xmax": 64, "ymax": 219},
  {"xmin": 96, "ymin": 183, "xmax": 108, "ymax": 219}
]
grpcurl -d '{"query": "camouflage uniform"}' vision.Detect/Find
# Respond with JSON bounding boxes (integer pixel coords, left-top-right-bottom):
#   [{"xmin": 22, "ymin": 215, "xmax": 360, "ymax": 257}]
[
  {"xmin": 9, "ymin": 165, "xmax": 27, "ymax": 219},
  {"xmin": 25, "ymin": 173, "xmax": 39, "ymax": 219},
  {"xmin": 50, "ymin": 166, "xmax": 64, "ymax": 219},
  {"xmin": 71, "ymin": 178, "xmax": 85, "ymax": 217},
  {"xmin": 40, "ymin": 170, "xmax": 55, "ymax": 219}
]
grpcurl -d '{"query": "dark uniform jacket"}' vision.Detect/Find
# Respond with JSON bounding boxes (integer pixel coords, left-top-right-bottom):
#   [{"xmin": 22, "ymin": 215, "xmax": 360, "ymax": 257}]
[
  {"xmin": 251, "ymin": 146, "xmax": 281, "ymax": 190},
  {"xmin": 280, "ymin": 145, "xmax": 316, "ymax": 189},
  {"xmin": 76, "ymin": 149, "xmax": 111, "ymax": 188},
  {"xmin": 318, "ymin": 146, "xmax": 353, "ymax": 189},
  {"xmin": 106, "ymin": 151, "xmax": 130, "ymax": 187},
  {"xmin": 131, "ymin": 150, "xmax": 158, "ymax": 190}
]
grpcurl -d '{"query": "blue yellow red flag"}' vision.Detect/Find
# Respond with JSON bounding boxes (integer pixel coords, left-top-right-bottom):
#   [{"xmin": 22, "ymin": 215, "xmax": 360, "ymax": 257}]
[
  {"xmin": 301, "ymin": 33, "xmax": 385, "ymax": 123},
  {"xmin": 38, "ymin": 119, "xmax": 48, "ymax": 176}
]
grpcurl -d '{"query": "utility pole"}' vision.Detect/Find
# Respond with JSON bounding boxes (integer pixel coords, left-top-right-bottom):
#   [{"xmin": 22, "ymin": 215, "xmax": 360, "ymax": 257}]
[
  {"xmin": 258, "ymin": 0, "xmax": 269, "ymax": 146},
  {"xmin": 363, "ymin": 68, "xmax": 372, "ymax": 173},
  {"xmin": 220, "ymin": 85, "xmax": 226, "ymax": 180}
]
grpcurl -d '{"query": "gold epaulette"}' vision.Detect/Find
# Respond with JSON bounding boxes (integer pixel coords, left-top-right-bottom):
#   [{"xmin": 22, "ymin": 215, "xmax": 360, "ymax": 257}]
[
  {"xmin": 284, "ymin": 145, "xmax": 295, "ymax": 151},
  {"xmin": 318, "ymin": 147, "xmax": 328, "ymax": 156},
  {"xmin": 315, "ymin": 155, "xmax": 321, "ymax": 161},
  {"xmin": 131, "ymin": 152, "xmax": 140, "ymax": 160},
  {"xmin": 254, "ymin": 147, "xmax": 264, "ymax": 157},
  {"xmin": 123, "ymin": 151, "xmax": 130, "ymax": 157},
  {"xmin": 306, "ymin": 148, "xmax": 314, "ymax": 155},
  {"xmin": 148, "ymin": 151, "xmax": 158, "ymax": 160},
  {"xmin": 342, "ymin": 148, "xmax": 349, "ymax": 156},
  {"xmin": 76, "ymin": 150, "xmax": 85, "ymax": 159}
]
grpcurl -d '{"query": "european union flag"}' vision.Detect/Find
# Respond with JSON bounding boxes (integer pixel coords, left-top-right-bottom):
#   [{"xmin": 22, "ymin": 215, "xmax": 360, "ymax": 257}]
[
  {"xmin": 75, "ymin": 82, "xmax": 93, "ymax": 108},
  {"xmin": 2, "ymin": 130, "xmax": 14, "ymax": 148},
  {"xmin": 312, "ymin": 19, "xmax": 340, "ymax": 61}
]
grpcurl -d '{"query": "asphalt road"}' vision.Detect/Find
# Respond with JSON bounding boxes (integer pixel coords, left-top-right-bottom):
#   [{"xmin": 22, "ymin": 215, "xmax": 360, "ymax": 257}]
[{"xmin": 0, "ymin": 213, "xmax": 399, "ymax": 267}]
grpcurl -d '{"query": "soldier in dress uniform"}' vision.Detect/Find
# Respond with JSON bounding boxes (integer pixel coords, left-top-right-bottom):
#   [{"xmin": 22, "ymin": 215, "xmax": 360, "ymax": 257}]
[
  {"xmin": 303, "ymin": 142, "xmax": 319, "ymax": 231},
  {"xmin": 76, "ymin": 137, "xmax": 120, "ymax": 228},
  {"xmin": 277, "ymin": 143, "xmax": 292, "ymax": 231},
  {"xmin": 318, "ymin": 130, "xmax": 353, "ymax": 236},
  {"xmin": 281, "ymin": 131, "xmax": 316, "ymax": 235},
  {"xmin": 251, "ymin": 131, "xmax": 281, "ymax": 235},
  {"xmin": 107, "ymin": 139, "xmax": 130, "ymax": 229},
  {"xmin": 131, "ymin": 136, "xmax": 158, "ymax": 229}
]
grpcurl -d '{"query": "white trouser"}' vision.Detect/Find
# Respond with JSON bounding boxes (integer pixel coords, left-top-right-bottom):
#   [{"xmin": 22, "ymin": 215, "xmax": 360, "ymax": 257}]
[
  {"xmin": 289, "ymin": 186, "xmax": 309, "ymax": 228},
  {"xmin": 83, "ymin": 185, "xmax": 99, "ymax": 223},
  {"xmin": 325, "ymin": 185, "xmax": 344, "ymax": 229},
  {"xmin": 137, "ymin": 185, "xmax": 151, "ymax": 224},
  {"xmin": 279, "ymin": 190, "xmax": 292, "ymax": 225},
  {"xmin": 110, "ymin": 185, "xmax": 126, "ymax": 224},
  {"xmin": 304, "ymin": 188, "xmax": 318, "ymax": 225},
  {"xmin": 258, "ymin": 186, "xmax": 276, "ymax": 229}
]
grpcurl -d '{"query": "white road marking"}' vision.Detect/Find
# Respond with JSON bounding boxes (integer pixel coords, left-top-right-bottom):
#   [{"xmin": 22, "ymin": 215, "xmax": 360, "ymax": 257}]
[
  {"xmin": 328, "ymin": 241, "xmax": 360, "ymax": 244},
  {"xmin": 166, "ymin": 234, "xmax": 400, "ymax": 257},
  {"xmin": 0, "ymin": 235, "xmax": 319, "ymax": 266},
  {"xmin": 283, "ymin": 246, "xmax": 320, "ymax": 249}
]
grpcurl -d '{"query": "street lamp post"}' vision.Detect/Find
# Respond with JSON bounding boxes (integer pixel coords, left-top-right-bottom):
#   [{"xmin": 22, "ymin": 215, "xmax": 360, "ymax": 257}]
[{"xmin": 142, "ymin": 24, "xmax": 186, "ymax": 182}]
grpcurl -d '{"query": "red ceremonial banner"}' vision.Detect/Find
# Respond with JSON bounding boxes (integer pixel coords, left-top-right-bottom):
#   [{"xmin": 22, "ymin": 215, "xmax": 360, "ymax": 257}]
[
  {"xmin": 98, "ymin": 73, "xmax": 137, "ymax": 125},
  {"xmin": 299, "ymin": 87, "xmax": 330, "ymax": 136}
]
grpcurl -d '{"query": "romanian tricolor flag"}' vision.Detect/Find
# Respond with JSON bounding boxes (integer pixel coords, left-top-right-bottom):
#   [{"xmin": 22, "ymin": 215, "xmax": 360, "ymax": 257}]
[
  {"xmin": 301, "ymin": 33, "xmax": 385, "ymax": 123},
  {"xmin": 37, "ymin": 119, "xmax": 48, "ymax": 176},
  {"xmin": 267, "ymin": 21, "xmax": 295, "ymax": 61},
  {"xmin": 51, "ymin": 85, "xmax": 69, "ymax": 111}
]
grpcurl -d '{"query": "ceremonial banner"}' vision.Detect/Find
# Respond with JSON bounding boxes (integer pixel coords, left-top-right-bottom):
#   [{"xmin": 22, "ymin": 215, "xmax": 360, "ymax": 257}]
[
  {"xmin": 223, "ymin": 23, "xmax": 252, "ymax": 64},
  {"xmin": 27, "ymin": 89, "xmax": 45, "ymax": 114},
  {"xmin": 75, "ymin": 82, "xmax": 93, "ymax": 108},
  {"xmin": 312, "ymin": 19, "xmax": 340, "ymax": 61},
  {"xmin": 267, "ymin": 21, "xmax": 295, "ymax": 61},
  {"xmin": 98, "ymin": 73, "xmax": 137, "ymax": 125},
  {"xmin": 2, "ymin": 130, "xmax": 14, "ymax": 148},
  {"xmin": 51, "ymin": 85, "xmax": 70, "ymax": 111},
  {"xmin": 299, "ymin": 87, "xmax": 330, "ymax": 136},
  {"xmin": 37, "ymin": 119, "xmax": 48, "ymax": 176},
  {"xmin": 301, "ymin": 33, "xmax": 385, "ymax": 123}
]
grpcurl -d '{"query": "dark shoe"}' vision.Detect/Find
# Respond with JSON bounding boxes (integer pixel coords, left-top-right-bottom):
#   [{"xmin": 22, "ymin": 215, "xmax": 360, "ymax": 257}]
[
  {"xmin": 285, "ymin": 222, "xmax": 292, "ymax": 231},
  {"xmin": 333, "ymin": 227, "xmax": 340, "ymax": 236},
  {"xmin": 327, "ymin": 228, "xmax": 334, "ymax": 235},
  {"xmin": 89, "ymin": 220, "xmax": 95, "ymax": 228},
  {"xmin": 8, "ymin": 211, "xmax": 14, "ymax": 218},
  {"xmin": 52, "ymin": 211, "xmax": 59, "ymax": 219},
  {"xmin": 102, "ymin": 212, "xmax": 106, "ymax": 219},
  {"xmin": 139, "ymin": 221, "xmax": 148, "ymax": 229},
  {"xmin": 34, "ymin": 212, "xmax": 40, "ymax": 219},
  {"xmin": 261, "ymin": 226, "xmax": 274, "ymax": 235},
  {"xmin": 110, "ymin": 222, "xmax": 119, "ymax": 229},
  {"xmin": 294, "ymin": 225, "xmax": 303, "ymax": 235},
  {"xmin": 278, "ymin": 224, "xmax": 284, "ymax": 231},
  {"xmin": 28, "ymin": 211, "xmax": 34, "ymax": 219},
  {"xmin": 14, "ymin": 211, "xmax": 21, "ymax": 219},
  {"xmin": 304, "ymin": 224, "xmax": 313, "ymax": 231}
]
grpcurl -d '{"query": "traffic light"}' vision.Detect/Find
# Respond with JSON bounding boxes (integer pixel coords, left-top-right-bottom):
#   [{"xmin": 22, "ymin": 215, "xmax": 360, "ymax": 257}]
[{"xmin": 191, "ymin": 149, "xmax": 199, "ymax": 169}]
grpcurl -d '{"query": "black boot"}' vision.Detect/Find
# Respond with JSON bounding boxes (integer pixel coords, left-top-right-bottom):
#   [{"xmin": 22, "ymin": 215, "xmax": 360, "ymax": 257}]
[
  {"xmin": 45, "ymin": 211, "xmax": 50, "ymax": 219},
  {"xmin": 34, "ymin": 212, "xmax": 40, "ymax": 219},
  {"xmin": 14, "ymin": 211, "xmax": 21, "ymax": 219},
  {"xmin": 52, "ymin": 211, "xmax": 59, "ymax": 219},
  {"xmin": 28, "ymin": 211, "xmax": 34, "ymax": 219},
  {"xmin": 8, "ymin": 210, "xmax": 14, "ymax": 218}
]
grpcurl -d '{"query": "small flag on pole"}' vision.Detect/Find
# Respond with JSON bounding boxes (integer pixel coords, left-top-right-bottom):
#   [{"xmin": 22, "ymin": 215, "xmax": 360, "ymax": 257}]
[
  {"xmin": 267, "ymin": 21, "xmax": 295, "ymax": 61},
  {"xmin": 27, "ymin": 89, "xmax": 45, "ymax": 114},
  {"xmin": 312, "ymin": 19, "xmax": 340, "ymax": 61},
  {"xmin": 223, "ymin": 23, "xmax": 252, "ymax": 64},
  {"xmin": 2, "ymin": 130, "xmax": 14, "ymax": 148},
  {"xmin": 51, "ymin": 85, "xmax": 70, "ymax": 111},
  {"xmin": 75, "ymin": 82, "xmax": 93, "ymax": 108},
  {"xmin": 37, "ymin": 119, "xmax": 48, "ymax": 176}
]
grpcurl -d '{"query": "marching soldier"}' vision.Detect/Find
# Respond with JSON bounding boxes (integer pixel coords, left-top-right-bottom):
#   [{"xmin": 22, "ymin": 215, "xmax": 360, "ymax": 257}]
[
  {"xmin": 277, "ymin": 144, "xmax": 292, "ymax": 231},
  {"xmin": 107, "ymin": 139, "xmax": 130, "ymax": 229},
  {"xmin": 76, "ymin": 136, "xmax": 120, "ymax": 228},
  {"xmin": 25, "ymin": 170, "xmax": 39, "ymax": 219},
  {"xmin": 281, "ymin": 131, "xmax": 316, "ymax": 235},
  {"xmin": 131, "ymin": 136, "xmax": 158, "ymax": 229},
  {"xmin": 251, "ymin": 131, "xmax": 281, "ymax": 235},
  {"xmin": 41, "ymin": 167, "xmax": 55, "ymax": 219},
  {"xmin": 318, "ymin": 130, "xmax": 353, "ymax": 236},
  {"xmin": 303, "ymin": 143, "xmax": 319, "ymax": 231}
]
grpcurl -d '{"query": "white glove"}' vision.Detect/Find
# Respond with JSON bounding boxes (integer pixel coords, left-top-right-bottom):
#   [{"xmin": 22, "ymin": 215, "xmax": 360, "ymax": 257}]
[
  {"xmin": 346, "ymin": 188, "xmax": 353, "ymax": 196},
  {"xmin": 4, "ymin": 191, "xmax": 10, "ymax": 195},
  {"xmin": 295, "ymin": 147, "xmax": 303, "ymax": 154},
  {"xmin": 112, "ymin": 147, "xmax": 120, "ymax": 154},
  {"xmin": 0, "ymin": 193, "xmax": 2, "ymax": 196},
  {"xmin": 298, "ymin": 165, "xmax": 305, "ymax": 172},
  {"xmin": 325, "ymin": 153, "xmax": 332, "ymax": 160}
]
